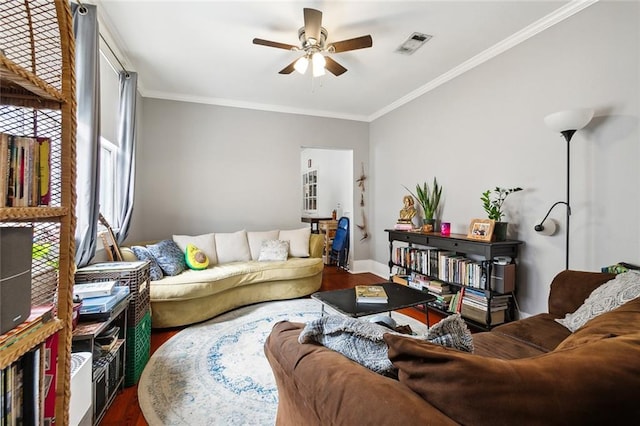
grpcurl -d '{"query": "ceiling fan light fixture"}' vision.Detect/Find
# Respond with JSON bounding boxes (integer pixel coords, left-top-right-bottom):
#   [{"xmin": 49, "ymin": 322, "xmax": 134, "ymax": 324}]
[
  {"xmin": 294, "ymin": 56, "xmax": 309, "ymax": 74},
  {"xmin": 312, "ymin": 52, "xmax": 326, "ymax": 76}
]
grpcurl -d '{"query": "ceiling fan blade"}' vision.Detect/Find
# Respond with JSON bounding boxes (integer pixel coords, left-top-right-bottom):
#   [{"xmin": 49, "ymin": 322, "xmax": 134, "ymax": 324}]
[
  {"xmin": 329, "ymin": 35, "xmax": 373, "ymax": 53},
  {"xmin": 324, "ymin": 56, "xmax": 347, "ymax": 76},
  {"xmin": 253, "ymin": 38, "xmax": 298, "ymax": 51},
  {"xmin": 303, "ymin": 8, "xmax": 322, "ymax": 44},
  {"xmin": 278, "ymin": 60, "xmax": 297, "ymax": 74}
]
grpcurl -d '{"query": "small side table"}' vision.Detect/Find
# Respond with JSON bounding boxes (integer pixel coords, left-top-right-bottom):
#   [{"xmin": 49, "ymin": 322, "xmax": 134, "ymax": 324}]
[
  {"xmin": 301, "ymin": 216, "xmax": 333, "ymax": 234},
  {"xmin": 318, "ymin": 220, "xmax": 338, "ymax": 264}
]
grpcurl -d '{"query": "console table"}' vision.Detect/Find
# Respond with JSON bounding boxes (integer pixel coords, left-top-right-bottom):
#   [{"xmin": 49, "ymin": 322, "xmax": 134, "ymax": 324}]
[{"xmin": 385, "ymin": 229, "xmax": 523, "ymax": 330}]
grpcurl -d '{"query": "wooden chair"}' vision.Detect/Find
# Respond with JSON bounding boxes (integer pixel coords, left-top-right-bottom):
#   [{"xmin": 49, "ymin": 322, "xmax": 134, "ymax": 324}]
[{"xmin": 98, "ymin": 213, "xmax": 123, "ymax": 261}]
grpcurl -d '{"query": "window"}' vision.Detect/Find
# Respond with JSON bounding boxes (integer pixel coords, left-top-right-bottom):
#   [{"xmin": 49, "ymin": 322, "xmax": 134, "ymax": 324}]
[
  {"xmin": 99, "ymin": 49, "xmax": 120, "ymax": 229},
  {"xmin": 99, "ymin": 136, "xmax": 117, "ymax": 228}
]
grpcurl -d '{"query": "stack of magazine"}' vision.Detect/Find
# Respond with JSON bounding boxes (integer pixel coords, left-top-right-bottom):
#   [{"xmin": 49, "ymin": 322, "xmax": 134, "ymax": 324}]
[{"xmin": 74, "ymin": 280, "xmax": 129, "ymax": 322}]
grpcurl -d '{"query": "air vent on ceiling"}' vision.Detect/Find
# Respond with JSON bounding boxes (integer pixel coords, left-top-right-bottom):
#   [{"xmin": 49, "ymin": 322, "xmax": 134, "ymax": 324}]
[{"xmin": 395, "ymin": 32, "xmax": 432, "ymax": 55}]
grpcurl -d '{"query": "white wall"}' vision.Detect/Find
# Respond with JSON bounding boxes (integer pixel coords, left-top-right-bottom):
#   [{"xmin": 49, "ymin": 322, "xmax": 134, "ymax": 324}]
[
  {"xmin": 127, "ymin": 100, "xmax": 370, "ymax": 259},
  {"xmin": 369, "ymin": 1, "xmax": 639, "ymax": 316}
]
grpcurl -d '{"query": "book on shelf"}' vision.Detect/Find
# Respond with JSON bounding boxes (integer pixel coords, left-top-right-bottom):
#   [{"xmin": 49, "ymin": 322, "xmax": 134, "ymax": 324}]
[
  {"xmin": 76, "ymin": 260, "xmax": 147, "ymax": 273},
  {"xmin": 392, "ymin": 274, "xmax": 409, "ymax": 286},
  {"xmin": 0, "ymin": 305, "xmax": 54, "ymax": 349},
  {"xmin": 601, "ymin": 262, "xmax": 640, "ymax": 274},
  {"xmin": 0, "ymin": 133, "xmax": 51, "ymax": 207},
  {"xmin": 79, "ymin": 286, "xmax": 130, "ymax": 317},
  {"xmin": 355, "ymin": 285, "xmax": 388, "ymax": 304},
  {"xmin": 43, "ymin": 333, "xmax": 58, "ymax": 425},
  {"xmin": 73, "ymin": 280, "xmax": 117, "ymax": 299}
]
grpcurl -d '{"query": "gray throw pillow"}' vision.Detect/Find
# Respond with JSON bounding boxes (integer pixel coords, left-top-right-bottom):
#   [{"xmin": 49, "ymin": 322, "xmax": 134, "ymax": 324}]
[
  {"xmin": 147, "ymin": 239, "xmax": 187, "ymax": 276},
  {"xmin": 131, "ymin": 245, "xmax": 164, "ymax": 280},
  {"xmin": 555, "ymin": 270, "xmax": 640, "ymax": 332}
]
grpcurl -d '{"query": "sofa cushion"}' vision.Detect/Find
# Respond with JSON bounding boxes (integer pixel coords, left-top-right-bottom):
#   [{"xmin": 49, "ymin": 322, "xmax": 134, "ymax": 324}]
[
  {"xmin": 258, "ymin": 240, "xmax": 289, "ymax": 262},
  {"xmin": 146, "ymin": 239, "xmax": 187, "ymax": 276},
  {"xmin": 385, "ymin": 331, "xmax": 640, "ymax": 425},
  {"xmin": 214, "ymin": 230, "xmax": 251, "ymax": 263},
  {"xmin": 556, "ymin": 295, "xmax": 640, "ymax": 350},
  {"xmin": 489, "ymin": 313, "xmax": 571, "ymax": 353},
  {"xmin": 247, "ymin": 230, "xmax": 279, "ymax": 260},
  {"xmin": 149, "ymin": 257, "xmax": 324, "ymax": 300},
  {"xmin": 173, "ymin": 232, "xmax": 217, "ymax": 265},
  {"xmin": 279, "ymin": 227, "xmax": 311, "ymax": 257},
  {"xmin": 556, "ymin": 270, "xmax": 640, "ymax": 332},
  {"xmin": 548, "ymin": 270, "xmax": 616, "ymax": 317},
  {"xmin": 130, "ymin": 245, "xmax": 164, "ymax": 281}
]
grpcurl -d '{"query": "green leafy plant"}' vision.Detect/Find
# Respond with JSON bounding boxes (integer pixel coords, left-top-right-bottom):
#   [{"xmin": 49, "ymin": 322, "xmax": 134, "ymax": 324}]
[
  {"xmin": 404, "ymin": 177, "xmax": 443, "ymax": 221},
  {"xmin": 481, "ymin": 187, "xmax": 523, "ymax": 222}
]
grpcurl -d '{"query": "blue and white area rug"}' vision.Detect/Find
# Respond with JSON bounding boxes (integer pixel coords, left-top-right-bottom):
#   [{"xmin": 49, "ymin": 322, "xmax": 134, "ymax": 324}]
[{"xmin": 138, "ymin": 298, "xmax": 426, "ymax": 425}]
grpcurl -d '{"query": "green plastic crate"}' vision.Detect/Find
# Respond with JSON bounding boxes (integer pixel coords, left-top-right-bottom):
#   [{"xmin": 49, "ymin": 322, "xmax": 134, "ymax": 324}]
[{"xmin": 125, "ymin": 309, "xmax": 151, "ymax": 386}]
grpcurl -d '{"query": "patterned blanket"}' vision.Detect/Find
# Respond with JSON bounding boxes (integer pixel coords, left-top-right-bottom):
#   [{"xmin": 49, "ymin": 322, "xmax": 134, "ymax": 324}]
[{"xmin": 298, "ymin": 313, "xmax": 473, "ymax": 376}]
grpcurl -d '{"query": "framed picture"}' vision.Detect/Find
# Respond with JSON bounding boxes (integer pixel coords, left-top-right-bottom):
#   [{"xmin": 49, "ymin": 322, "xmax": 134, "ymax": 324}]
[{"xmin": 467, "ymin": 219, "xmax": 495, "ymax": 241}]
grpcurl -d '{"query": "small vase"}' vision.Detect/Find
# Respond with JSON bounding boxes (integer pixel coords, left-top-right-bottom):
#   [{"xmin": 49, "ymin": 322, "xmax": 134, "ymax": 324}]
[
  {"xmin": 494, "ymin": 222, "xmax": 508, "ymax": 241},
  {"xmin": 422, "ymin": 218, "xmax": 435, "ymax": 233}
]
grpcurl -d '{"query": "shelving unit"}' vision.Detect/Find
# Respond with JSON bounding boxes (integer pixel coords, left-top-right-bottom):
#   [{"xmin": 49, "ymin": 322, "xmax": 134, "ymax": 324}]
[
  {"xmin": 0, "ymin": 1, "xmax": 76, "ymax": 423},
  {"xmin": 73, "ymin": 295, "xmax": 131, "ymax": 424},
  {"xmin": 386, "ymin": 230, "xmax": 522, "ymax": 330}
]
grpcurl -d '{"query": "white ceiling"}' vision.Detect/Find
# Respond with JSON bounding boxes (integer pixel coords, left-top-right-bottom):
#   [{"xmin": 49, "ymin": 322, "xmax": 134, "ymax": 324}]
[{"xmin": 94, "ymin": 0, "xmax": 592, "ymax": 122}]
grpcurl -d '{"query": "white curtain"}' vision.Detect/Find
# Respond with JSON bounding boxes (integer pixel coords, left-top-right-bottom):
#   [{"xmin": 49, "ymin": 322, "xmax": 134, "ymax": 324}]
[{"xmin": 72, "ymin": 2, "xmax": 101, "ymax": 267}]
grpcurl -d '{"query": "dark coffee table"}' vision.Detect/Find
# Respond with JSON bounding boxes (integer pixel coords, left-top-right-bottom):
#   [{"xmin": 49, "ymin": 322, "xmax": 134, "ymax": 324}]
[{"xmin": 310, "ymin": 282, "xmax": 435, "ymax": 325}]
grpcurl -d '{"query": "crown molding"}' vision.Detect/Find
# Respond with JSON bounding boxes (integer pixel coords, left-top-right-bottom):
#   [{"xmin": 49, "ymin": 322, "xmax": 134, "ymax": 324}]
[
  {"xmin": 142, "ymin": 90, "xmax": 369, "ymax": 122},
  {"xmin": 367, "ymin": 0, "xmax": 599, "ymax": 122}
]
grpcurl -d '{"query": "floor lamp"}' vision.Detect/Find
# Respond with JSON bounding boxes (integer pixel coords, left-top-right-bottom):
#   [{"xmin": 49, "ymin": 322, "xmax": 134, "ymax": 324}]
[{"xmin": 536, "ymin": 108, "xmax": 594, "ymax": 270}]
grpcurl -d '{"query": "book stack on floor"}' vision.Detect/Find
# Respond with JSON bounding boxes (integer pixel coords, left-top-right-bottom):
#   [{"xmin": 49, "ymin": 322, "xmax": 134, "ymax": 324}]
[
  {"xmin": 460, "ymin": 288, "xmax": 510, "ymax": 325},
  {"xmin": 355, "ymin": 285, "xmax": 388, "ymax": 304}
]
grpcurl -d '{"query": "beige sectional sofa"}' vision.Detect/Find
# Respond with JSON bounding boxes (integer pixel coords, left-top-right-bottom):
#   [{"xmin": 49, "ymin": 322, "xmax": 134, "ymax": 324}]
[{"xmin": 122, "ymin": 229, "xmax": 324, "ymax": 328}]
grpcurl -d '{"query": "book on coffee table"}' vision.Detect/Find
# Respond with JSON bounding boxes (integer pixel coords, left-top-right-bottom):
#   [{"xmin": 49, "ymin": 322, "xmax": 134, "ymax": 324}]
[{"xmin": 355, "ymin": 285, "xmax": 388, "ymax": 304}]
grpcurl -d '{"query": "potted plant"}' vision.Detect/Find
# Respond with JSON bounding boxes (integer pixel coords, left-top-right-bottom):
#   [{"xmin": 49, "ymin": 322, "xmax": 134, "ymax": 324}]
[
  {"xmin": 404, "ymin": 177, "xmax": 442, "ymax": 232},
  {"xmin": 481, "ymin": 187, "xmax": 523, "ymax": 241}
]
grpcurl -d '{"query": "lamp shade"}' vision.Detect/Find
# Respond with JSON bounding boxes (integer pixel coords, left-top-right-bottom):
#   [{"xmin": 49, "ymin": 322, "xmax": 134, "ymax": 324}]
[
  {"xmin": 294, "ymin": 56, "xmax": 309, "ymax": 74},
  {"xmin": 544, "ymin": 109, "xmax": 594, "ymax": 133},
  {"xmin": 312, "ymin": 52, "xmax": 326, "ymax": 77}
]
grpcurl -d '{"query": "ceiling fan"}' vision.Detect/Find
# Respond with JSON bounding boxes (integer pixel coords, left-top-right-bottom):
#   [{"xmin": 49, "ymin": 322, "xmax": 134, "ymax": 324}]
[{"xmin": 253, "ymin": 8, "xmax": 373, "ymax": 77}]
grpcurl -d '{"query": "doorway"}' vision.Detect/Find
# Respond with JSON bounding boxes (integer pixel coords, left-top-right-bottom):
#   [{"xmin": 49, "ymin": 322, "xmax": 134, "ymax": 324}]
[{"xmin": 300, "ymin": 147, "xmax": 354, "ymax": 268}]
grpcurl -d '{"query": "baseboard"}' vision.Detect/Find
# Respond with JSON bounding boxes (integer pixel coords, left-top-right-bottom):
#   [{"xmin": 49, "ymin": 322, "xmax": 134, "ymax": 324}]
[{"xmin": 350, "ymin": 259, "xmax": 387, "ymax": 279}]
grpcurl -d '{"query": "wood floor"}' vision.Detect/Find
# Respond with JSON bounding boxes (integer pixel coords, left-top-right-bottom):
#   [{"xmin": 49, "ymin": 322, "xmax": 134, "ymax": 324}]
[{"xmin": 98, "ymin": 267, "xmax": 437, "ymax": 425}]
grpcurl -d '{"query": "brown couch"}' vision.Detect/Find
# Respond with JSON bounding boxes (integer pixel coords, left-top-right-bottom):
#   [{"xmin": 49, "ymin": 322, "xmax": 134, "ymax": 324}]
[{"xmin": 264, "ymin": 270, "xmax": 640, "ymax": 425}]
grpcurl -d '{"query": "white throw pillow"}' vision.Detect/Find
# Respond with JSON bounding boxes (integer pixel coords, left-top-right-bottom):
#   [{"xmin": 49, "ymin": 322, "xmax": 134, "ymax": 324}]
[
  {"xmin": 279, "ymin": 227, "xmax": 311, "ymax": 258},
  {"xmin": 173, "ymin": 232, "xmax": 217, "ymax": 265},
  {"xmin": 258, "ymin": 240, "xmax": 290, "ymax": 262},
  {"xmin": 247, "ymin": 230, "xmax": 279, "ymax": 260},
  {"xmin": 555, "ymin": 270, "xmax": 640, "ymax": 332},
  {"xmin": 214, "ymin": 230, "xmax": 252, "ymax": 264}
]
